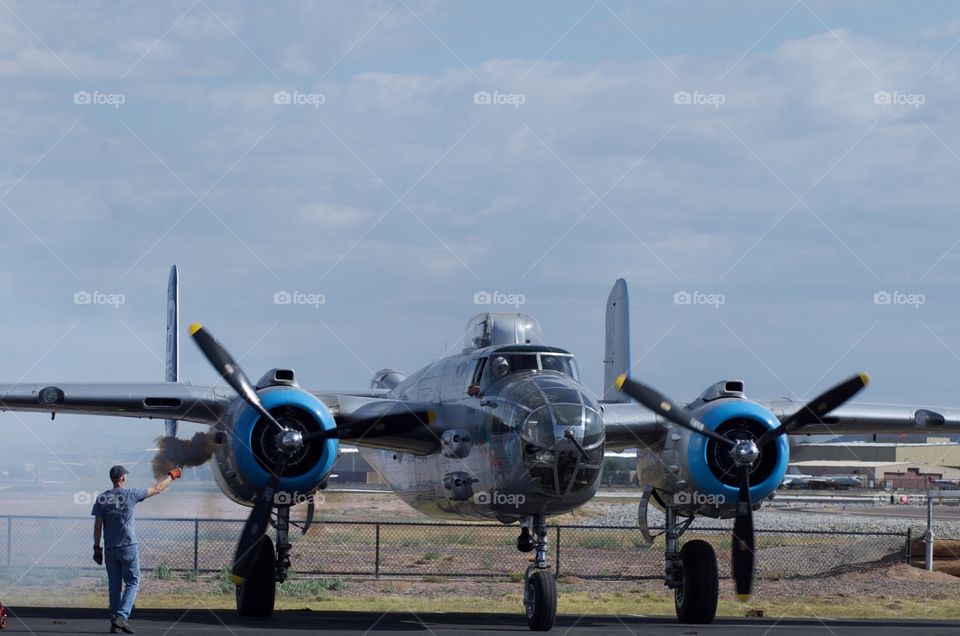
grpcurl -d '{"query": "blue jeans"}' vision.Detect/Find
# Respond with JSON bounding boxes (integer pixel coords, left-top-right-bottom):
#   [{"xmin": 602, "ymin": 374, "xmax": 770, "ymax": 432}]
[{"xmin": 104, "ymin": 545, "xmax": 140, "ymax": 620}]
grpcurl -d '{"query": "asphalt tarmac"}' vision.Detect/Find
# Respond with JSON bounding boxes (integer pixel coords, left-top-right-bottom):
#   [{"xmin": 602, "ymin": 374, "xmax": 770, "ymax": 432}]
[{"xmin": 3, "ymin": 608, "xmax": 960, "ymax": 635}]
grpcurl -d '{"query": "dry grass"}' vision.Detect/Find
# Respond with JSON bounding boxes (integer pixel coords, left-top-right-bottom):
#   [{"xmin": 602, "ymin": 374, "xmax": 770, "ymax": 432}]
[{"xmin": 3, "ymin": 564, "xmax": 960, "ymax": 620}]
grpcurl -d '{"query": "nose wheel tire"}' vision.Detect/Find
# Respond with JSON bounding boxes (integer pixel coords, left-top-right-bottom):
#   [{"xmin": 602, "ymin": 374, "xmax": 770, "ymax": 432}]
[
  {"xmin": 235, "ymin": 535, "xmax": 277, "ymax": 617},
  {"xmin": 674, "ymin": 539, "xmax": 718, "ymax": 624},
  {"xmin": 525, "ymin": 569, "xmax": 557, "ymax": 631}
]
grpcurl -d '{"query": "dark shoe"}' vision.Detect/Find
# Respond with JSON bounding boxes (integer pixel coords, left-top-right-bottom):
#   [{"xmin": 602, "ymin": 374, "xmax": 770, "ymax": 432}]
[
  {"xmin": 110, "ymin": 625, "xmax": 119, "ymax": 634},
  {"xmin": 113, "ymin": 617, "xmax": 135, "ymax": 634}
]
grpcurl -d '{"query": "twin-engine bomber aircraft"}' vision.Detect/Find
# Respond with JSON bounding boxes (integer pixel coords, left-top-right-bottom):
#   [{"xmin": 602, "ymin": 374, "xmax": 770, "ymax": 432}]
[{"xmin": 3, "ymin": 268, "xmax": 960, "ymax": 630}]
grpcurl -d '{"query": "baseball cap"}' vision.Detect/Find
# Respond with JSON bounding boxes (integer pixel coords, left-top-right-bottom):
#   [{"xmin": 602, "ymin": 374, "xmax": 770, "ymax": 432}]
[{"xmin": 109, "ymin": 465, "xmax": 129, "ymax": 483}]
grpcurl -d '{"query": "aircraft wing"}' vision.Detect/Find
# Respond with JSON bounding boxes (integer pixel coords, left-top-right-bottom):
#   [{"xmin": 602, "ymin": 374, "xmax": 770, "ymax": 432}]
[
  {"xmin": 0, "ymin": 380, "xmax": 440, "ymax": 455},
  {"xmin": 600, "ymin": 402, "xmax": 663, "ymax": 451},
  {"xmin": 763, "ymin": 399, "xmax": 960, "ymax": 435},
  {"xmin": 0, "ymin": 382, "xmax": 231, "ymax": 424}
]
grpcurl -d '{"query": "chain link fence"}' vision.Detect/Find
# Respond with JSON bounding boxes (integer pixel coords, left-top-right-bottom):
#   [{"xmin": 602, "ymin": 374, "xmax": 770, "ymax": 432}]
[{"xmin": 0, "ymin": 515, "xmax": 915, "ymax": 580}]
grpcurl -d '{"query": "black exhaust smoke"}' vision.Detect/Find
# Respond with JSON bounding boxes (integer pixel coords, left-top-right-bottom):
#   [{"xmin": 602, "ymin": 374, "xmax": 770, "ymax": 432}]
[{"xmin": 152, "ymin": 432, "xmax": 217, "ymax": 479}]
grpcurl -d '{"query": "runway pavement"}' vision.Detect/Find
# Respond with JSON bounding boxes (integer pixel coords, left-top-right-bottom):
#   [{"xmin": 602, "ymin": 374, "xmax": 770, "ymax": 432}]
[{"xmin": 3, "ymin": 608, "xmax": 960, "ymax": 635}]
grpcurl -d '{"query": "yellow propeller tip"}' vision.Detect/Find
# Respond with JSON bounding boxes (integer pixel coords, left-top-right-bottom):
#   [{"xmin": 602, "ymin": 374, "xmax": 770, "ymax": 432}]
[
  {"xmin": 188, "ymin": 323, "xmax": 203, "ymax": 335},
  {"xmin": 859, "ymin": 372, "xmax": 871, "ymax": 385},
  {"xmin": 614, "ymin": 374, "xmax": 627, "ymax": 390},
  {"xmin": 228, "ymin": 573, "xmax": 245, "ymax": 585},
  {"xmin": 736, "ymin": 594, "xmax": 751, "ymax": 603}
]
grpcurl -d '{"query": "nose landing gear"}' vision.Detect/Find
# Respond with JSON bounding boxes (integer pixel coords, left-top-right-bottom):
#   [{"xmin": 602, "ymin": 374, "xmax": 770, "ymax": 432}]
[{"xmin": 518, "ymin": 514, "xmax": 556, "ymax": 631}]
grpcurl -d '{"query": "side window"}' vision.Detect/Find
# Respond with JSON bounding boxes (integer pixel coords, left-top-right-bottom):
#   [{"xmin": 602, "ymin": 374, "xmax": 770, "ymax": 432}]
[{"xmin": 470, "ymin": 358, "xmax": 486, "ymax": 391}]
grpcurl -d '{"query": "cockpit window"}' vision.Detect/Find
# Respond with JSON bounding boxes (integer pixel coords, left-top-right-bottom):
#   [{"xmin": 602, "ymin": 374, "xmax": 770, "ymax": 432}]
[{"xmin": 481, "ymin": 351, "xmax": 579, "ymax": 385}]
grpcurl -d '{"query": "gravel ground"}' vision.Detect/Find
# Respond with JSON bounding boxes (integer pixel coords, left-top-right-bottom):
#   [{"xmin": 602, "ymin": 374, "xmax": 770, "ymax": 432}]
[{"xmin": 577, "ymin": 501, "xmax": 960, "ymax": 536}]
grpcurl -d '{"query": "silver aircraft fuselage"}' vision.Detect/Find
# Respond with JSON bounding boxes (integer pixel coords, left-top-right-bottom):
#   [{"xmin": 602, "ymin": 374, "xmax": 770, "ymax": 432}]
[{"xmin": 358, "ymin": 345, "xmax": 606, "ymax": 522}]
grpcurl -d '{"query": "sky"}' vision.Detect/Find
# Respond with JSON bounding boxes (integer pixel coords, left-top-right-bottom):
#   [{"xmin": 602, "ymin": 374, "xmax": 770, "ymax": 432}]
[{"xmin": 4, "ymin": 0, "xmax": 960, "ymax": 473}]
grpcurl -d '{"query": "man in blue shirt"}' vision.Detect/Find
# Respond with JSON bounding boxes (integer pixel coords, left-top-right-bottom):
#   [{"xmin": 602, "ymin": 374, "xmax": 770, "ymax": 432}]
[{"xmin": 92, "ymin": 464, "xmax": 181, "ymax": 634}]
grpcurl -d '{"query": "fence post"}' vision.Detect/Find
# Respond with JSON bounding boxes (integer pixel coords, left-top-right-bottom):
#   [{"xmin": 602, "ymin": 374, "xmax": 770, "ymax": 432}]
[
  {"xmin": 554, "ymin": 526, "xmax": 561, "ymax": 576},
  {"xmin": 925, "ymin": 495, "xmax": 935, "ymax": 572},
  {"xmin": 193, "ymin": 519, "xmax": 200, "ymax": 572},
  {"xmin": 6, "ymin": 516, "xmax": 11, "ymax": 567},
  {"xmin": 905, "ymin": 528, "xmax": 912, "ymax": 565},
  {"xmin": 375, "ymin": 523, "xmax": 381, "ymax": 578}
]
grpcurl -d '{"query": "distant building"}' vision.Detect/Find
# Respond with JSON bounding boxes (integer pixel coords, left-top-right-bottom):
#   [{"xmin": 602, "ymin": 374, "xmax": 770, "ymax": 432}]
[{"xmin": 790, "ymin": 440, "xmax": 960, "ymax": 488}]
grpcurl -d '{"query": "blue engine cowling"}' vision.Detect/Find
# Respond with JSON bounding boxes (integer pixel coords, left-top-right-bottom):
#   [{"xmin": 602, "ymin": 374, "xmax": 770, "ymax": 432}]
[
  {"xmin": 639, "ymin": 399, "xmax": 789, "ymax": 519},
  {"xmin": 210, "ymin": 387, "xmax": 339, "ymax": 507}
]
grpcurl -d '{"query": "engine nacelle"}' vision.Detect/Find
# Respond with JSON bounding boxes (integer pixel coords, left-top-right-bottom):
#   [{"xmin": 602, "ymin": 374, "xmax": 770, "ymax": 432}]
[
  {"xmin": 636, "ymin": 399, "xmax": 789, "ymax": 519},
  {"xmin": 210, "ymin": 387, "xmax": 339, "ymax": 507}
]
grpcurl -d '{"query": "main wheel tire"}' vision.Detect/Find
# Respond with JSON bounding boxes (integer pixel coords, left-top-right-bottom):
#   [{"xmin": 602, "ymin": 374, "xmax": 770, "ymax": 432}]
[
  {"xmin": 235, "ymin": 535, "xmax": 276, "ymax": 617},
  {"xmin": 674, "ymin": 539, "xmax": 718, "ymax": 624},
  {"xmin": 525, "ymin": 569, "xmax": 557, "ymax": 631}
]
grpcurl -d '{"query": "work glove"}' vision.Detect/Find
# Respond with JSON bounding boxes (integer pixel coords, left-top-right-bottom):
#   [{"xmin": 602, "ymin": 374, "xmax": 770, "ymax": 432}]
[
  {"xmin": 168, "ymin": 466, "xmax": 183, "ymax": 480},
  {"xmin": 93, "ymin": 545, "xmax": 103, "ymax": 565}
]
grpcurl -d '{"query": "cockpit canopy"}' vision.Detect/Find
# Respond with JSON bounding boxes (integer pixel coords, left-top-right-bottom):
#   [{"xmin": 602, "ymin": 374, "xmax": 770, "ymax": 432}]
[{"xmin": 480, "ymin": 346, "xmax": 580, "ymax": 386}]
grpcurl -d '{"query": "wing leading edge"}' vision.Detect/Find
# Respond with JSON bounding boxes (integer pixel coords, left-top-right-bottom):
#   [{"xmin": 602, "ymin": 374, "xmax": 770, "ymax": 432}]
[
  {"xmin": 763, "ymin": 400, "xmax": 960, "ymax": 435},
  {"xmin": 0, "ymin": 382, "xmax": 230, "ymax": 424}
]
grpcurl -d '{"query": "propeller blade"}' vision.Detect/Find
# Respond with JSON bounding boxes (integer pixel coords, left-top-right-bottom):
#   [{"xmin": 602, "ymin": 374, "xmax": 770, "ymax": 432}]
[
  {"xmin": 615, "ymin": 374, "xmax": 734, "ymax": 447},
  {"xmin": 300, "ymin": 428, "xmax": 339, "ymax": 443},
  {"xmin": 230, "ymin": 454, "xmax": 286, "ymax": 583},
  {"xmin": 757, "ymin": 373, "xmax": 869, "ymax": 447},
  {"xmin": 190, "ymin": 323, "xmax": 284, "ymax": 432},
  {"xmin": 731, "ymin": 464, "xmax": 755, "ymax": 602},
  {"xmin": 301, "ymin": 405, "xmax": 436, "ymax": 444}
]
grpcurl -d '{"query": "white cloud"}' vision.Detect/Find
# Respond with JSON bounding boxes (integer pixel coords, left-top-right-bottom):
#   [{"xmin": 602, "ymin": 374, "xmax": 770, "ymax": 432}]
[{"xmin": 1, "ymin": 5, "xmax": 960, "ymax": 457}]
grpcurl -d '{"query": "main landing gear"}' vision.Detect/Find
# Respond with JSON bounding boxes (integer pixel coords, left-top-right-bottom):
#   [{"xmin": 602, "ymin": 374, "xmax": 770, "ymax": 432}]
[
  {"xmin": 235, "ymin": 506, "xmax": 297, "ymax": 617},
  {"xmin": 663, "ymin": 506, "xmax": 718, "ymax": 624},
  {"xmin": 517, "ymin": 514, "xmax": 556, "ymax": 631}
]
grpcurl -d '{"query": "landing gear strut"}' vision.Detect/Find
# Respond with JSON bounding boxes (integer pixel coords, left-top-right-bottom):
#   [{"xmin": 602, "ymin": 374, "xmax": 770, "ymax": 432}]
[
  {"xmin": 235, "ymin": 506, "xmax": 295, "ymax": 617},
  {"xmin": 519, "ymin": 514, "xmax": 556, "ymax": 631},
  {"xmin": 663, "ymin": 507, "xmax": 718, "ymax": 624}
]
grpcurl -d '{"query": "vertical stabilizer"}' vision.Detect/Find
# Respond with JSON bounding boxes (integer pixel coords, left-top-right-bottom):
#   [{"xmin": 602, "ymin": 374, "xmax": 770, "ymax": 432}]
[
  {"xmin": 164, "ymin": 265, "xmax": 179, "ymax": 438},
  {"xmin": 603, "ymin": 278, "xmax": 631, "ymax": 402}
]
